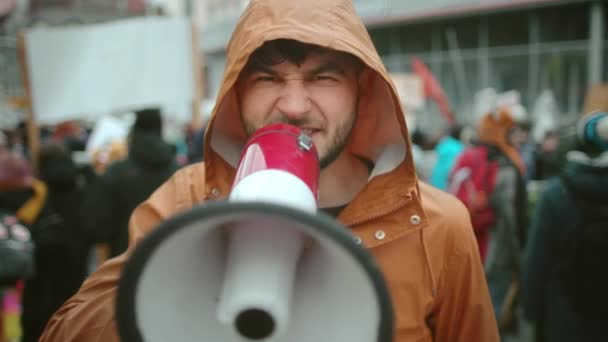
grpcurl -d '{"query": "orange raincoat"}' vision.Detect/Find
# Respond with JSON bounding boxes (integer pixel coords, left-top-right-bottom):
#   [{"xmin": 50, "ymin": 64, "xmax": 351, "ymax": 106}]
[{"xmin": 41, "ymin": 1, "xmax": 498, "ymax": 341}]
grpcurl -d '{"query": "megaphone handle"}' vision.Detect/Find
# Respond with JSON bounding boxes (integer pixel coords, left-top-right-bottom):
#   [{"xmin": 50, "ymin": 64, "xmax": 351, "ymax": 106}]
[{"xmin": 217, "ymin": 221, "xmax": 305, "ymax": 339}]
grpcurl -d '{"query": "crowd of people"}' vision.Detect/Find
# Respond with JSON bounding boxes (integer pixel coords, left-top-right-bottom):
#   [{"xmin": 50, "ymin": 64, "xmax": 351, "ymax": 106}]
[
  {"xmin": 0, "ymin": 0, "xmax": 606, "ymax": 341},
  {"xmin": 0, "ymin": 108, "xmax": 201, "ymax": 342},
  {"xmin": 412, "ymin": 84, "xmax": 608, "ymax": 341}
]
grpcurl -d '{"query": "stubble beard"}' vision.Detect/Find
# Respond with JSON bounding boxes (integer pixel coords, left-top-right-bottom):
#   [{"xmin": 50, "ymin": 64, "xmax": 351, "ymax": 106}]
[{"xmin": 241, "ymin": 111, "xmax": 357, "ymax": 170}]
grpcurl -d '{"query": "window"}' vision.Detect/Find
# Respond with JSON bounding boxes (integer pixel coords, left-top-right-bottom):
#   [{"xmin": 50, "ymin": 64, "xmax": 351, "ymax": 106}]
[
  {"xmin": 489, "ymin": 55, "xmax": 529, "ymax": 105},
  {"xmin": 398, "ymin": 23, "xmax": 433, "ymax": 54},
  {"xmin": 487, "ymin": 11, "xmax": 529, "ymax": 47},
  {"xmin": 537, "ymin": 3, "xmax": 589, "ymax": 42},
  {"xmin": 441, "ymin": 17, "xmax": 480, "ymax": 51},
  {"xmin": 538, "ymin": 52, "xmax": 587, "ymax": 116},
  {"xmin": 368, "ymin": 28, "xmax": 392, "ymax": 56}
]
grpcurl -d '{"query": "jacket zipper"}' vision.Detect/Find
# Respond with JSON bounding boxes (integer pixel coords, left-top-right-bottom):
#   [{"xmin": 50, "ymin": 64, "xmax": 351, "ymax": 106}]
[{"xmin": 343, "ymin": 195, "xmax": 411, "ymax": 228}]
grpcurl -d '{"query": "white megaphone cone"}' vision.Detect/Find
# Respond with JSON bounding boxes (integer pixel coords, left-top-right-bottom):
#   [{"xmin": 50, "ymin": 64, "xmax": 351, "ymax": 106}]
[
  {"xmin": 116, "ymin": 124, "xmax": 394, "ymax": 342},
  {"xmin": 217, "ymin": 124, "xmax": 320, "ymax": 339}
]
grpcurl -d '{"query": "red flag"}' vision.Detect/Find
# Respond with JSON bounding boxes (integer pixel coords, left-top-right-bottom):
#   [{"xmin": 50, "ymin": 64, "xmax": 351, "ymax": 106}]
[{"xmin": 411, "ymin": 57, "xmax": 455, "ymax": 125}]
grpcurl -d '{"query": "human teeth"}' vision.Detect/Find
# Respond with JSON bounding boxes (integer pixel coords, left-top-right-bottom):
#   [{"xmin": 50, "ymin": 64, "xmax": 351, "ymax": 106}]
[{"xmin": 303, "ymin": 129, "xmax": 313, "ymax": 135}]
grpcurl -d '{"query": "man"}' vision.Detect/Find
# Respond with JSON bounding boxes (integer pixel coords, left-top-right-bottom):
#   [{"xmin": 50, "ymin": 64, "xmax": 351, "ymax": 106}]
[
  {"xmin": 81, "ymin": 108, "xmax": 178, "ymax": 258},
  {"xmin": 474, "ymin": 110, "xmax": 527, "ymax": 333},
  {"xmin": 41, "ymin": 1, "xmax": 498, "ymax": 341},
  {"xmin": 20, "ymin": 144, "xmax": 91, "ymax": 342},
  {"xmin": 523, "ymin": 112, "xmax": 608, "ymax": 342}
]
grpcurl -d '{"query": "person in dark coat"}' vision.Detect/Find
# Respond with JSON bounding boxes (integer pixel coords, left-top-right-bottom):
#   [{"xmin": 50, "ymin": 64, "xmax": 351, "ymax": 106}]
[
  {"xmin": 20, "ymin": 143, "xmax": 91, "ymax": 342},
  {"xmin": 522, "ymin": 112, "xmax": 608, "ymax": 342},
  {"xmin": 82, "ymin": 108, "xmax": 179, "ymax": 257}
]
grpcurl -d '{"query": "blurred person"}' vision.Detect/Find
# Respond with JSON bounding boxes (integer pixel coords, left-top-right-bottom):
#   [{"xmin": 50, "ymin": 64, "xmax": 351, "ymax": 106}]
[
  {"xmin": 20, "ymin": 143, "xmax": 92, "ymax": 342},
  {"xmin": 550, "ymin": 83, "xmax": 608, "ymax": 169},
  {"xmin": 449, "ymin": 109, "xmax": 527, "ymax": 335},
  {"xmin": 80, "ymin": 108, "xmax": 178, "ymax": 258},
  {"xmin": 532, "ymin": 130, "xmax": 562, "ymax": 181},
  {"xmin": 411, "ymin": 129, "xmax": 437, "ymax": 181},
  {"xmin": 0, "ymin": 138, "xmax": 46, "ymax": 342},
  {"xmin": 509, "ymin": 120, "xmax": 536, "ymax": 183},
  {"xmin": 91, "ymin": 140, "xmax": 128, "ymax": 175},
  {"xmin": 41, "ymin": 1, "xmax": 499, "ymax": 341},
  {"xmin": 523, "ymin": 112, "xmax": 608, "ymax": 342},
  {"xmin": 430, "ymin": 125, "xmax": 464, "ymax": 190},
  {"xmin": 12, "ymin": 122, "xmax": 29, "ymax": 160},
  {"xmin": 50, "ymin": 121, "xmax": 97, "ymax": 186},
  {"xmin": 0, "ymin": 140, "xmax": 46, "ymax": 231},
  {"xmin": 50, "ymin": 121, "xmax": 86, "ymax": 146}
]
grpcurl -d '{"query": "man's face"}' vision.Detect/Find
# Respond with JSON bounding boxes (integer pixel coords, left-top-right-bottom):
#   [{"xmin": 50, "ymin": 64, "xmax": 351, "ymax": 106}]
[{"xmin": 237, "ymin": 51, "xmax": 361, "ymax": 169}]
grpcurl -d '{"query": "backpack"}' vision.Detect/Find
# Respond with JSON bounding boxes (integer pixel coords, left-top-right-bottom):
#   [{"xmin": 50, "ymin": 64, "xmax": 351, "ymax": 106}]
[
  {"xmin": 0, "ymin": 209, "xmax": 35, "ymax": 285},
  {"xmin": 448, "ymin": 145, "xmax": 499, "ymax": 262},
  {"xmin": 558, "ymin": 177, "xmax": 608, "ymax": 320}
]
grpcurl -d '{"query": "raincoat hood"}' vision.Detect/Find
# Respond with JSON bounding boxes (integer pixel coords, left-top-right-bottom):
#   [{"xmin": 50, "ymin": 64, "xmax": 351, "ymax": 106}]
[
  {"xmin": 477, "ymin": 109, "xmax": 526, "ymax": 175},
  {"xmin": 203, "ymin": 0, "xmax": 415, "ymax": 197}
]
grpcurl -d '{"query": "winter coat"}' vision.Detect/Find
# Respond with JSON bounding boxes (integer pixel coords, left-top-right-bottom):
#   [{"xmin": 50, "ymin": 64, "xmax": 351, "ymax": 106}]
[
  {"xmin": 81, "ymin": 132, "xmax": 178, "ymax": 257},
  {"xmin": 40, "ymin": 1, "xmax": 498, "ymax": 341},
  {"xmin": 522, "ymin": 151, "xmax": 608, "ymax": 342}
]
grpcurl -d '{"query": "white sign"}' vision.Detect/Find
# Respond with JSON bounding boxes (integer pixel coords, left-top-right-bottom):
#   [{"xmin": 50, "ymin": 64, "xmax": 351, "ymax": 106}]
[
  {"xmin": 390, "ymin": 73, "xmax": 425, "ymax": 111},
  {"xmin": 25, "ymin": 17, "xmax": 194, "ymax": 125}
]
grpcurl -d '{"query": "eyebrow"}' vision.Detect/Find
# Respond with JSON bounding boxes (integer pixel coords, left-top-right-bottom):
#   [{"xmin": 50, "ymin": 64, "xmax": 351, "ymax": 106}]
[
  {"xmin": 243, "ymin": 57, "xmax": 350, "ymax": 78},
  {"xmin": 308, "ymin": 60, "xmax": 347, "ymax": 76},
  {"xmin": 244, "ymin": 64, "xmax": 280, "ymax": 77}
]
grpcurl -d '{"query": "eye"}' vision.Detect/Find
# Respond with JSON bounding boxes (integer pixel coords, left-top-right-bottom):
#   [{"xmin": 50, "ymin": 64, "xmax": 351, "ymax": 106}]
[
  {"xmin": 315, "ymin": 74, "xmax": 338, "ymax": 82},
  {"xmin": 253, "ymin": 75, "xmax": 277, "ymax": 83}
]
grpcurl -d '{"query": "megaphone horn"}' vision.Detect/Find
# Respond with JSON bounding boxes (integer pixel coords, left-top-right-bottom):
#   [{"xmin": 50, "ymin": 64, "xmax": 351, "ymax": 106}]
[{"xmin": 116, "ymin": 123, "xmax": 394, "ymax": 342}]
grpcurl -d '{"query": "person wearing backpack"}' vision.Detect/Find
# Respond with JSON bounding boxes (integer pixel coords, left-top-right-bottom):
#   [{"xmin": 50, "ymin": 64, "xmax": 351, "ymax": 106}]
[
  {"xmin": 0, "ymin": 138, "xmax": 46, "ymax": 342},
  {"xmin": 522, "ymin": 111, "xmax": 608, "ymax": 342},
  {"xmin": 448, "ymin": 109, "xmax": 528, "ymax": 333},
  {"xmin": 19, "ymin": 143, "xmax": 92, "ymax": 342}
]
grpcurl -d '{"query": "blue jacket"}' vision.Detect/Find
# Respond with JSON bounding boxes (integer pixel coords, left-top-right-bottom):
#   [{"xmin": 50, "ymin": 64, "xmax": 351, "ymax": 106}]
[
  {"xmin": 430, "ymin": 136, "xmax": 464, "ymax": 190},
  {"xmin": 522, "ymin": 152, "xmax": 608, "ymax": 342}
]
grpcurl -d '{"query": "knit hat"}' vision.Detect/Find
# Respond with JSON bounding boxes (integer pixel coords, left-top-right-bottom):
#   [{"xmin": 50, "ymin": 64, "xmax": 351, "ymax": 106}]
[
  {"xmin": 132, "ymin": 108, "xmax": 163, "ymax": 136},
  {"xmin": 578, "ymin": 112, "xmax": 608, "ymax": 153}
]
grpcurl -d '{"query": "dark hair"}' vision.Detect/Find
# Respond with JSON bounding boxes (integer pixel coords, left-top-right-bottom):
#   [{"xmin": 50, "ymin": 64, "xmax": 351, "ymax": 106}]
[
  {"xmin": 244, "ymin": 39, "xmax": 363, "ymax": 72},
  {"xmin": 37, "ymin": 143, "xmax": 78, "ymax": 190},
  {"xmin": 411, "ymin": 130, "xmax": 427, "ymax": 146},
  {"xmin": 449, "ymin": 124, "xmax": 463, "ymax": 141}
]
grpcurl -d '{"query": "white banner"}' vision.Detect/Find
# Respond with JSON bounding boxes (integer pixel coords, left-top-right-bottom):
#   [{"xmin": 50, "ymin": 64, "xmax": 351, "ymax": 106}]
[{"xmin": 25, "ymin": 17, "xmax": 194, "ymax": 125}]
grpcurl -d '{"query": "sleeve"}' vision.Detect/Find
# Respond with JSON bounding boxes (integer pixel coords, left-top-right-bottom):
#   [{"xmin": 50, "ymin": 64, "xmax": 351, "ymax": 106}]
[
  {"xmin": 490, "ymin": 166, "xmax": 521, "ymax": 269},
  {"xmin": 521, "ymin": 182, "xmax": 559, "ymax": 323},
  {"xmin": 432, "ymin": 210, "xmax": 500, "ymax": 342},
  {"xmin": 40, "ymin": 168, "xmax": 188, "ymax": 342}
]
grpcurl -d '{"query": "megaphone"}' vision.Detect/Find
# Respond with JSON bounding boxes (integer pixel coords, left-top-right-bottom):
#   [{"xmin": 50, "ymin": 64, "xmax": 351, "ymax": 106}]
[{"xmin": 116, "ymin": 124, "xmax": 394, "ymax": 342}]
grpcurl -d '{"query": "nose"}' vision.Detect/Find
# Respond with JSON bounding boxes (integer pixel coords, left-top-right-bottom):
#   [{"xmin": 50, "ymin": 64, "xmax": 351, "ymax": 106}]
[{"xmin": 276, "ymin": 80, "xmax": 312, "ymax": 121}]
